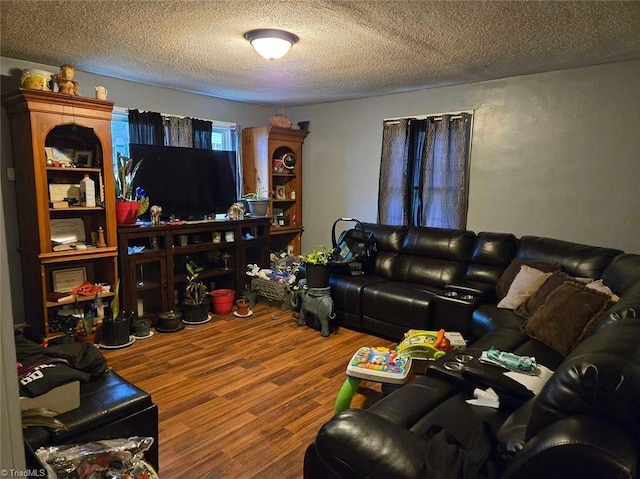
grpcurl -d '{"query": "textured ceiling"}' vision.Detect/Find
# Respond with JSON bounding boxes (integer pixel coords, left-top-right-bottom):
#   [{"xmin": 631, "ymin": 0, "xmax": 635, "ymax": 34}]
[{"xmin": 2, "ymin": 1, "xmax": 640, "ymax": 107}]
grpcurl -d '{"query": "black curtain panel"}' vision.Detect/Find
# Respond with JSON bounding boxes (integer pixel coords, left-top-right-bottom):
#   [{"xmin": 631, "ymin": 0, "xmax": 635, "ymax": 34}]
[
  {"xmin": 192, "ymin": 118, "xmax": 213, "ymax": 149},
  {"xmin": 128, "ymin": 109, "xmax": 164, "ymax": 145}
]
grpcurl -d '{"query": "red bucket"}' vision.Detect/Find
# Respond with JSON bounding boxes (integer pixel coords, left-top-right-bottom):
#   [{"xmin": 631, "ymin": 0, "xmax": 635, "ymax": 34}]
[{"xmin": 210, "ymin": 289, "xmax": 235, "ymax": 315}]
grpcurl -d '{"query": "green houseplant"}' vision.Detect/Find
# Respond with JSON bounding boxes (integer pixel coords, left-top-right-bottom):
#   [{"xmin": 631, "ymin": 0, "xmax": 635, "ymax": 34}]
[
  {"xmin": 182, "ymin": 261, "xmax": 210, "ymax": 323},
  {"xmin": 114, "ymin": 153, "xmax": 149, "ymax": 225}
]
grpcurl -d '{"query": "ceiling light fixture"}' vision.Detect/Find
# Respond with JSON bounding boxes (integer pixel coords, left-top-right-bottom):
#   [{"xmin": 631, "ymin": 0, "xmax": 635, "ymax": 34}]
[{"xmin": 244, "ymin": 29, "xmax": 298, "ymax": 60}]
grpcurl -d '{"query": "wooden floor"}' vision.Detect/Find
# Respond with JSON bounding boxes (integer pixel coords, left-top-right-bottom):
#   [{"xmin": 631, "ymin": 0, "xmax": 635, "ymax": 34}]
[{"xmin": 102, "ymin": 304, "xmax": 386, "ymax": 479}]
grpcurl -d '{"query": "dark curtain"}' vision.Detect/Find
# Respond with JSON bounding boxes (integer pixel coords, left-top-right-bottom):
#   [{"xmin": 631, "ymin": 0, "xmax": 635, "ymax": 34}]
[
  {"xmin": 377, "ymin": 113, "xmax": 472, "ymax": 229},
  {"xmin": 419, "ymin": 114, "xmax": 472, "ymax": 229},
  {"xmin": 378, "ymin": 119, "xmax": 410, "ymax": 225},
  {"xmin": 192, "ymin": 118, "xmax": 213, "ymax": 149},
  {"xmin": 128, "ymin": 109, "xmax": 164, "ymax": 145}
]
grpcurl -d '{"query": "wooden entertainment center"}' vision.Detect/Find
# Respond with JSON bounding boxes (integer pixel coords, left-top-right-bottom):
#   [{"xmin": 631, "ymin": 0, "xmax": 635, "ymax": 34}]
[{"xmin": 117, "ymin": 218, "xmax": 270, "ymax": 321}]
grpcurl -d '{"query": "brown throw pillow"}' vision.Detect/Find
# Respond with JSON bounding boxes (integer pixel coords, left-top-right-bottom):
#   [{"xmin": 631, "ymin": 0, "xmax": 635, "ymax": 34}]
[
  {"xmin": 495, "ymin": 260, "xmax": 561, "ymax": 301},
  {"xmin": 522, "ymin": 281, "xmax": 612, "ymax": 356},
  {"xmin": 515, "ymin": 271, "xmax": 571, "ymax": 318}
]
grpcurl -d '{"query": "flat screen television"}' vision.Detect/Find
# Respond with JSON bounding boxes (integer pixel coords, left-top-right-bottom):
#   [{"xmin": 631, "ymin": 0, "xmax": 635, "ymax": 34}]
[{"xmin": 129, "ymin": 143, "xmax": 237, "ymax": 220}]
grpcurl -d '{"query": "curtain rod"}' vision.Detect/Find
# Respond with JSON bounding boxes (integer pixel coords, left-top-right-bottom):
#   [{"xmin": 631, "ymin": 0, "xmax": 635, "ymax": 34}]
[{"xmin": 384, "ymin": 110, "xmax": 473, "ymax": 123}]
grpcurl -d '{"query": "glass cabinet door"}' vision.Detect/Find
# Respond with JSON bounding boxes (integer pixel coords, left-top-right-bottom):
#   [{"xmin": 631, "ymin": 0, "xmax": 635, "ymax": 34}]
[{"xmin": 130, "ymin": 259, "xmax": 166, "ymax": 320}]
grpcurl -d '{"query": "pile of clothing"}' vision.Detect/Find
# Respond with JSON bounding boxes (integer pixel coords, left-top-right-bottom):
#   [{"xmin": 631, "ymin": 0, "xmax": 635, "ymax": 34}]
[{"xmin": 16, "ymin": 331, "xmax": 107, "ymax": 399}]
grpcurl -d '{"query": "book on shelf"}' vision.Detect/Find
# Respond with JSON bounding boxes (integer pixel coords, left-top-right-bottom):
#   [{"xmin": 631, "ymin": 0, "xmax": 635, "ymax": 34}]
[{"xmin": 47, "ymin": 291, "xmax": 75, "ymax": 303}]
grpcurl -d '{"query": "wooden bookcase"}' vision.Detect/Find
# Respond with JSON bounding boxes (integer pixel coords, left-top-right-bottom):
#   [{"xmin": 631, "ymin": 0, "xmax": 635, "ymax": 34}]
[
  {"xmin": 242, "ymin": 126, "xmax": 309, "ymax": 255},
  {"xmin": 117, "ymin": 218, "xmax": 270, "ymax": 321},
  {"xmin": 2, "ymin": 89, "xmax": 118, "ymax": 338}
]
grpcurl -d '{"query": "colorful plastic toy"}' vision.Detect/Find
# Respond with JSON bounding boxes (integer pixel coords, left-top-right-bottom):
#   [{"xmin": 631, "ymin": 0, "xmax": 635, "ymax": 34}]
[{"xmin": 396, "ymin": 329, "xmax": 451, "ymax": 359}]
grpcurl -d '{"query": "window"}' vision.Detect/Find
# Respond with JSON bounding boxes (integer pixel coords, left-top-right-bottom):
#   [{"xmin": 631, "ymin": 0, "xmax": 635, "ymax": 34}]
[{"xmin": 378, "ymin": 112, "xmax": 473, "ymax": 229}]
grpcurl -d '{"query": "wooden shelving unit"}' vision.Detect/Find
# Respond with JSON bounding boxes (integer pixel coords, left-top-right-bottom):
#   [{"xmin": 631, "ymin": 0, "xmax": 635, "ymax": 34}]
[
  {"xmin": 2, "ymin": 89, "xmax": 118, "ymax": 338},
  {"xmin": 242, "ymin": 126, "xmax": 309, "ymax": 255},
  {"xmin": 117, "ymin": 218, "xmax": 270, "ymax": 322}
]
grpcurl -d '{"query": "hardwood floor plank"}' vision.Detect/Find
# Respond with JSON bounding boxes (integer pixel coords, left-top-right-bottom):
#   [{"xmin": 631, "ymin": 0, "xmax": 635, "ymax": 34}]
[{"xmin": 101, "ymin": 303, "xmax": 387, "ymax": 478}]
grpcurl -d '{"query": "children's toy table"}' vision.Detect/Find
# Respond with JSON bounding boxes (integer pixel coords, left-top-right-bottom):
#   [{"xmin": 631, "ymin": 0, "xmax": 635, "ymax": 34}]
[{"xmin": 333, "ymin": 346, "xmax": 412, "ymax": 414}]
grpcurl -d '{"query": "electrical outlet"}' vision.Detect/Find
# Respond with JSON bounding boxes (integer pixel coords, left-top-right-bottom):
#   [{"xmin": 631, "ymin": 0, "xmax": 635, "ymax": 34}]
[{"xmin": 7, "ymin": 167, "xmax": 16, "ymax": 181}]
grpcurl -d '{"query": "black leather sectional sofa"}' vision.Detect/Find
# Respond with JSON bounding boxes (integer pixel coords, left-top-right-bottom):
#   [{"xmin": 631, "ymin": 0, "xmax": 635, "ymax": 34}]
[{"xmin": 304, "ymin": 223, "xmax": 640, "ymax": 479}]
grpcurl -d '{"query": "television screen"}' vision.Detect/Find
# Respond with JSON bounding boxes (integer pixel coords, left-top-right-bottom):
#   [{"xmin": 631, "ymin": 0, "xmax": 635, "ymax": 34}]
[{"xmin": 129, "ymin": 143, "xmax": 237, "ymax": 220}]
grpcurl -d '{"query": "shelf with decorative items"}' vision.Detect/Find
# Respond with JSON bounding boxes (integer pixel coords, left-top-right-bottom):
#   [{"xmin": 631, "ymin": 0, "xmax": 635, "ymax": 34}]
[
  {"xmin": 2, "ymin": 88, "xmax": 119, "ymax": 339},
  {"xmin": 242, "ymin": 125, "xmax": 308, "ymax": 256},
  {"xmin": 117, "ymin": 217, "xmax": 270, "ymax": 322}
]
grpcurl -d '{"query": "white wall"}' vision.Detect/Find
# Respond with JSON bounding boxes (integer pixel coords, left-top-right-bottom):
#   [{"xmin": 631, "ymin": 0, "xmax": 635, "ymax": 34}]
[{"xmin": 288, "ymin": 60, "xmax": 640, "ymax": 254}]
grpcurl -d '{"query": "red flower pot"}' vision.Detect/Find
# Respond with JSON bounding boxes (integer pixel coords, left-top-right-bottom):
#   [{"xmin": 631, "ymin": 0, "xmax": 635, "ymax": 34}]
[{"xmin": 115, "ymin": 201, "xmax": 140, "ymax": 226}]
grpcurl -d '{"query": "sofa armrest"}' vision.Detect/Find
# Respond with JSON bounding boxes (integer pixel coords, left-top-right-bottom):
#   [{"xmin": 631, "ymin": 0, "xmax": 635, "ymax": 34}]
[
  {"xmin": 315, "ymin": 409, "xmax": 427, "ymax": 479},
  {"xmin": 460, "ymin": 358, "xmax": 534, "ymax": 410},
  {"xmin": 501, "ymin": 416, "xmax": 638, "ymax": 479}
]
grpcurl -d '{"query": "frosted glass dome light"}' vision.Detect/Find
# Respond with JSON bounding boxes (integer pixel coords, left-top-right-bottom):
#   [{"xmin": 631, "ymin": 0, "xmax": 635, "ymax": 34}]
[{"xmin": 245, "ymin": 29, "xmax": 299, "ymax": 60}]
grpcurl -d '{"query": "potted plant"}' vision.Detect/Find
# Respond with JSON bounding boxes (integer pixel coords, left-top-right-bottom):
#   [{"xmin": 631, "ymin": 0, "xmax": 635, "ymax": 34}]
[
  {"xmin": 242, "ymin": 184, "xmax": 270, "ymax": 217},
  {"xmin": 114, "ymin": 153, "xmax": 149, "ymax": 225},
  {"xmin": 75, "ymin": 304, "xmax": 96, "ymax": 344},
  {"xmin": 103, "ymin": 281, "xmax": 131, "ymax": 346},
  {"xmin": 303, "ymin": 246, "xmax": 333, "ymax": 288},
  {"xmin": 182, "ymin": 260, "xmax": 210, "ymax": 323}
]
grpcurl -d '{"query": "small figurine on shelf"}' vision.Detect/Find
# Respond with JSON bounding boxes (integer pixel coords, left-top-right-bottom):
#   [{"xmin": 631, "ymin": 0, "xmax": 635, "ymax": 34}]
[
  {"xmin": 97, "ymin": 226, "xmax": 106, "ymax": 247},
  {"xmin": 292, "ymin": 213, "xmax": 297, "ymax": 226},
  {"xmin": 227, "ymin": 202, "xmax": 245, "ymax": 220},
  {"xmin": 150, "ymin": 204, "xmax": 162, "ymax": 226},
  {"xmin": 55, "ymin": 64, "xmax": 79, "ymax": 96}
]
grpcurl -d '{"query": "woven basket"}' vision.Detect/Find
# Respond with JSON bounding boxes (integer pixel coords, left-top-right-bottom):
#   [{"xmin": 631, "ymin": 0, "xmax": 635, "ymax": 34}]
[
  {"xmin": 251, "ymin": 277, "xmax": 291, "ymax": 310},
  {"xmin": 269, "ymin": 107, "xmax": 292, "ymax": 128}
]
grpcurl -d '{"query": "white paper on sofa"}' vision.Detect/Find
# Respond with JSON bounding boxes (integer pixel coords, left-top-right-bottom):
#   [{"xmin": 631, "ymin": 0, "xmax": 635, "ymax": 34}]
[{"xmin": 466, "ymin": 387, "xmax": 500, "ymax": 408}]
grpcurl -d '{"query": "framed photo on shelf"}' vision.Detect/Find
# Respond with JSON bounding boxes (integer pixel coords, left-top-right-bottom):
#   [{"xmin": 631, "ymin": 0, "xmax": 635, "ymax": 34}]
[
  {"xmin": 52, "ymin": 267, "xmax": 87, "ymax": 292},
  {"xmin": 74, "ymin": 150, "xmax": 93, "ymax": 167},
  {"xmin": 275, "ymin": 185, "xmax": 286, "ymax": 200}
]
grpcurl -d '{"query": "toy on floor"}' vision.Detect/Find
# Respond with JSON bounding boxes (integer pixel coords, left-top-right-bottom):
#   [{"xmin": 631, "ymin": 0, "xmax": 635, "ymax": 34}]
[{"xmin": 334, "ymin": 346, "xmax": 412, "ymax": 413}]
